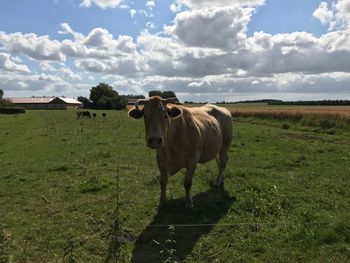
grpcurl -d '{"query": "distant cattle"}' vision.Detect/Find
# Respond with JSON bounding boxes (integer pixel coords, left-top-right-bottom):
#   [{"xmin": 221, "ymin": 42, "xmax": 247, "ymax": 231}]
[
  {"xmin": 128, "ymin": 96, "xmax": 233, "ymax": 208},
  {"xmin": 82, "ymin": 111, "xmax": 92, "ymax": 118},
  {"xmin": 76, "ymin": 111, "xmax": 82, "ymax": 118},
  {"xmin": 92, "ymin": 113, "xmax": 97, "ymax": 118},
  {"xmin": 102, "ymin": 113, "xmax": 106, "ymax": 118}
]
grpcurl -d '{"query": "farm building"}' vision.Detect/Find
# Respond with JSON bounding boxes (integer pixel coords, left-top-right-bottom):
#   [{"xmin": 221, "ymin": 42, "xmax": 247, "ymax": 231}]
[{"xmin": 9, "ymin": 96, "xmax": 82, "ymax": 109}]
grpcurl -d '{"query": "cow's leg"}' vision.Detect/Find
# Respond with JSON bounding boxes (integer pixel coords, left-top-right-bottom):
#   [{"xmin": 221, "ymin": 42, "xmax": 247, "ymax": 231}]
[
  {"xmin": 157, "ymin": 155, "xmax": 168, "ymax": 206},
  {"xmin": 184, "ymin": 164, "xmax": 196, "ymax": 208},
  {"xmin": 214, "ymin": 149, "xmax": 228, "ymax": 189},
  {"xmin": 159, "ymin": 168, "xmax": 168, "ymax": 206}
]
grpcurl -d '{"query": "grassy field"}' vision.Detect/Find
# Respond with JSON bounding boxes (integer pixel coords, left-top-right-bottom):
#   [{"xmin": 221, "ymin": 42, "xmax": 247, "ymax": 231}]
[{"xmin": 0, "ymin": 108, "xmax": 349, "ymax": 262}]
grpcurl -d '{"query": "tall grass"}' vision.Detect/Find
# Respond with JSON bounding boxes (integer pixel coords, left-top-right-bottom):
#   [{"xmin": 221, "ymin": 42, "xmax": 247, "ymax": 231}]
[
  {"xmin": 228, "ymin": 106, "xmax": 350, "ymax": 131},
  {"xmin": 229, "ymin": 106, "xmax": 350, "ymax": 119}
]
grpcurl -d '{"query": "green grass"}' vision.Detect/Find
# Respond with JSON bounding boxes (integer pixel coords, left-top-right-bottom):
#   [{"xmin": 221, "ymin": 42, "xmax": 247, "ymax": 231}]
[{"xmin": 0, "ymin": 110, "xmax": 349, "ymax": 262}]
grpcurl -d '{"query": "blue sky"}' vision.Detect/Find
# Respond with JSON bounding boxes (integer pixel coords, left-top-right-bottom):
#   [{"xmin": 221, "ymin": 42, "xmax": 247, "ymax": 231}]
[
  {"xmin": 0, "ymin": 0, "xmax": 329, "ymax": 38},
  {"xmin": 248, "ymin": 0, "xmax": 331, "ymax": 36},
  {"xmin": 0, "ymin": 0, "xmax": 349, "ymax": 101}
]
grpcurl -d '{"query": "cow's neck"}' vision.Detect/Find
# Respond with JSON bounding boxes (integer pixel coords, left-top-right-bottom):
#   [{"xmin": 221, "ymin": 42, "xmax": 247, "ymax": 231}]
[{"xmin": 158, "ymin": 116, "xmax": 184, "ymax": 152}]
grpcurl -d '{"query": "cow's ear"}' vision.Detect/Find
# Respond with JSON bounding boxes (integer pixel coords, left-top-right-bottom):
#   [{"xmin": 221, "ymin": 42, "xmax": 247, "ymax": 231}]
[
  {"xmin": 167, "ymin": 105, "xmax": 182, "ymax": 118},
  {"xmin": 128, "ymin": 108, "xmax": 144, "ymax": 119}
]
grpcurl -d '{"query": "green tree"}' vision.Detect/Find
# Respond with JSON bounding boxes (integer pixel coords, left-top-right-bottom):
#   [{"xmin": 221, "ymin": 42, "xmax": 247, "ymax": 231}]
[
  {"xmin": 97, "ymin": 96, "xmax": 127, "ymax": 110},
  {"xmin": 162, "ymin": 91, "xmax": 176, "ymax": 99},
  {"xmin": 148, "ymin": 90, "xmax": 162, "ymax": 97},
  {"xmin": 77, "ymin": 96, "xmax": 92, "ymax": 108},
  {"xmin": 89, "ymin": 83, "xmax": 118, "ymax": 107},
  {"xmin": 115, "ymin": 96, "xmax": 128, "ymax": 110},
  {"xmin": 0, "ymin": 99, "xmax": 13, "ymax": 107},
  {"xmin": 148, "ymin": 90, "xmax": 177, "ymax": 99},
  {"xmin": 96, "ymin": 96, "xmax": 111, "ymax": 109},
  {"xmin": 0, "ymin": 89, "xmax": 3, "ymax": 99}
]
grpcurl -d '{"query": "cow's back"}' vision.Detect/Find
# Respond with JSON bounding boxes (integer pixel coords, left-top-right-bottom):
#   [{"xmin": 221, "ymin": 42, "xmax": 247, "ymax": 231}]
[
  {"xmin": 200, "ymin": 104, "xmax": 233, "ymax": 149},
  {"xmin": 187, "ymin": 104, "xmax": 232, "ymax": 163}
]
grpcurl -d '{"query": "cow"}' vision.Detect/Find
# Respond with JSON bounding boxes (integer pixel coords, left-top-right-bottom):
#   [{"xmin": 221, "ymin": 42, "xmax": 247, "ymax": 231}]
[
  {"xmin": 82, "ymin": 110, "xmax": 92, "ymax": 118},
  {"xmin": 128, "ymin": 96, "xmax": 232, "ymax": 208},
  {"xmin": 102, "ymin": 113, "xmax": 106, "ymax": 118},
  {"xmin": 92, "ymin": 113, "xmax": 97, "ymax": 118},
  {"xmin": 76, "ymin": 111, "xmax": 82, "ymax": 118}
]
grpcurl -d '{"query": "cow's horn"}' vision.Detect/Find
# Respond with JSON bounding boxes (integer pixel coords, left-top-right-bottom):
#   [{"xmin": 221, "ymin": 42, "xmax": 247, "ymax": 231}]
[{"xmin": 135, "ymin": 99, "xmax": 147, "ymax": 111}]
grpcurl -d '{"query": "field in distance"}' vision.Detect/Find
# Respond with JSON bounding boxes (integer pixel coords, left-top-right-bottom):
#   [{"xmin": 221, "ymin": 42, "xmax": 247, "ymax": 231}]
[
  {"xmin": 0, "ymin": 108, "xmax": 349, "ymax": 262},
  {"xmin": 183, "ymin": 103, "xmax": 350, "ymax": 120}
]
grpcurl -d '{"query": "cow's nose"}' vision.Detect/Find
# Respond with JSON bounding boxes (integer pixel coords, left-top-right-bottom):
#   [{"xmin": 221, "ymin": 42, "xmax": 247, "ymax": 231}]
[{"xmin": 147, "ymin": 137, "xmax": 163, "ymax": 148}]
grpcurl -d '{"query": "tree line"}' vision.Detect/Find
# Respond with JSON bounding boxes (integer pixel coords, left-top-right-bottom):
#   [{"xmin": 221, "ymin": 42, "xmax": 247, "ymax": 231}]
[
  {"xmin": 77, "ymin": 83, "xmax": 179, "ymax": 109},
  {"xmin": 78, "ymin": 83, "xmax": 130, "ymax": 110},
  {"xmin": 0, "ymin": 85, "xmax": 179, "ymax": 110}
]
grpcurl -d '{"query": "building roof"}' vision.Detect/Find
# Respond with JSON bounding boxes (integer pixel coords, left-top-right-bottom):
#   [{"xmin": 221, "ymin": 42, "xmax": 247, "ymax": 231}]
[
  {"xmin": 59, "ymin": 97, "xmax": 82, "ymax": 104},
  {"xmin": 9, "ymin": 96, "xmax": 82, "ymax": 105},
  {"xmin": 10, "ymin": 97, "xmax": 55, "ymax": 104}
]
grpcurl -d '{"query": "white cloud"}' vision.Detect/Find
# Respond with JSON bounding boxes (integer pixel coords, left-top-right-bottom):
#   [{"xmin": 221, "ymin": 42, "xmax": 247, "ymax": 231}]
[
  {"xmin": 84, "ymin": 28, "xmax": 114, "ymax": 47},
  {"xmin": 0, "ymin": 52, "xmax": 30, "ymax": 72},
  {"xmin": 79, "ymin": 0, "xmax": 123, "ymax": 9},
  {"xmin": 10, "ymin": 56, "xmax": 22, "ymax": 63},
  {"xmin": 0, "ymin": 71, "xmax": 89, "ymax": 98},
  {"xmin": 59, "ymin": 25, "xmax": 137, "ymax": 59},
  {"xmin": 170, "ymin": 3, "xmax": 182, "ymax": 13},
  {"xmin": 313, "ymin": 0, "xmax": 350, "ymax": 30},
  {"xmin": 39, "ymin": 73, "xmax": 63, "ymax": 82},
  {"xmin": 129, "ymin": 9, "xmax": 152, "ymax": 19},
  {"xmin": 146, "ymin": 21, "xmax": 155, "ymax": 29},
  {"xmin": 40, "ymin": 61, "xmax": 57, "ymax": 71},
  {"xmin": 313, "ymin": 2, "xmax": 334, "ymax": 26},
  {"xmin": 60, "ymin": 67, "xmax": 82, "ymax": 81},
  {"xmin": 146, "ymin": 1, "xmax": 155, "ymax": 9},
  {"xmin": 75, "ymin": 59, "xmax": 106, "ymax": 73},
  {"xmin": 130, "ymin": 9, "xmax": 136, "ymax": 19},
  {"xmin": 0, "ymin": 31, "xmax": 65, "ymax": 61},
  {"xmin": 171, "ymin": 0, "xmax": 265, "ymax": 10},
  {"xmin": 58, "ymin": 23, "xmax": 84, "ymax": 40},
  {"xmin": 169, "ymin": 7, "xmax": 254, "ymax": 49}
]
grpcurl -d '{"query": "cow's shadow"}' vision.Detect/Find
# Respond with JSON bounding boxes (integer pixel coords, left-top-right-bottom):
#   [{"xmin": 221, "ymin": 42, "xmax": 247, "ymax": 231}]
[{"xmin": 130, "ymin": 188, "xmax": 236, "ymax": 262}]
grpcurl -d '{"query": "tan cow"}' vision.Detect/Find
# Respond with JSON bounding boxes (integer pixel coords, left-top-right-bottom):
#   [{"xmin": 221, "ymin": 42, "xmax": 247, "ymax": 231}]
[{"xmin": 128, "ymin": 96, "xmax": 233, "ymax": 207}]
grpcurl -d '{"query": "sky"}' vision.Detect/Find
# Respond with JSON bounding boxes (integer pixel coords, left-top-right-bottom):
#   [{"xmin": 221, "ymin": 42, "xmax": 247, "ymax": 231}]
[{"xmin": 0, "ymin": 0, "xmax": 350, "ymax": 102}]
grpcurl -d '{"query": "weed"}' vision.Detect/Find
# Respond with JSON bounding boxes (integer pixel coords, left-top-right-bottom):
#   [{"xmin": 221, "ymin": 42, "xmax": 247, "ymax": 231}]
[
  {"xmin": 153, "ymin": 225, "xmax": 179, "ymax": 263},
  {"xmin": 79, "ymin": 176, "xmax": 108, "ymax": 193},
  {"xmin": 49, "ymin": 164, "xmax": 70, "ymax": 172},
  {"xmin": 63, "ymin": 234, "xmax": 76, "ymax": 263},
  {"xmin": 0, "ymin": 225, "xmax": 10, "ymax": 263}
]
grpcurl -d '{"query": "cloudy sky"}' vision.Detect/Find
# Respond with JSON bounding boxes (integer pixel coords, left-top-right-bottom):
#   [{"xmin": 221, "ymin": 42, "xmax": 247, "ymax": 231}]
[{"xmin": 1, "ymin": 0, "xmax": 350, "ymax": 102}]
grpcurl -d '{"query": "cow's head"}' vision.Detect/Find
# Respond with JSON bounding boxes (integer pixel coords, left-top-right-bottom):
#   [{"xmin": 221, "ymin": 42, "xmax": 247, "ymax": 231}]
[{"xmin": 128, "ymin": 96, "xmax": 182, "ymax": 149}]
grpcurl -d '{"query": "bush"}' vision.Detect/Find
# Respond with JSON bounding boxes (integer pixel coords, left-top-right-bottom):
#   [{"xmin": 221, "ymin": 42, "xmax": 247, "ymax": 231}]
[
  {"xmin": 0, "ymin": 107, "xmax": 25, "ymax": 114},
  {"xmin": 0, "ymin": 99, "xmax": 13, "ymax": 108}
]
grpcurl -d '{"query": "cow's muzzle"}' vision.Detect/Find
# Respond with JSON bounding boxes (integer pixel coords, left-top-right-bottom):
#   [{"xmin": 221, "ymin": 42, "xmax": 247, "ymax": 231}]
[{"xmin": 147, "ymin": 137, "xmax": 163, "ymax": 149}]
